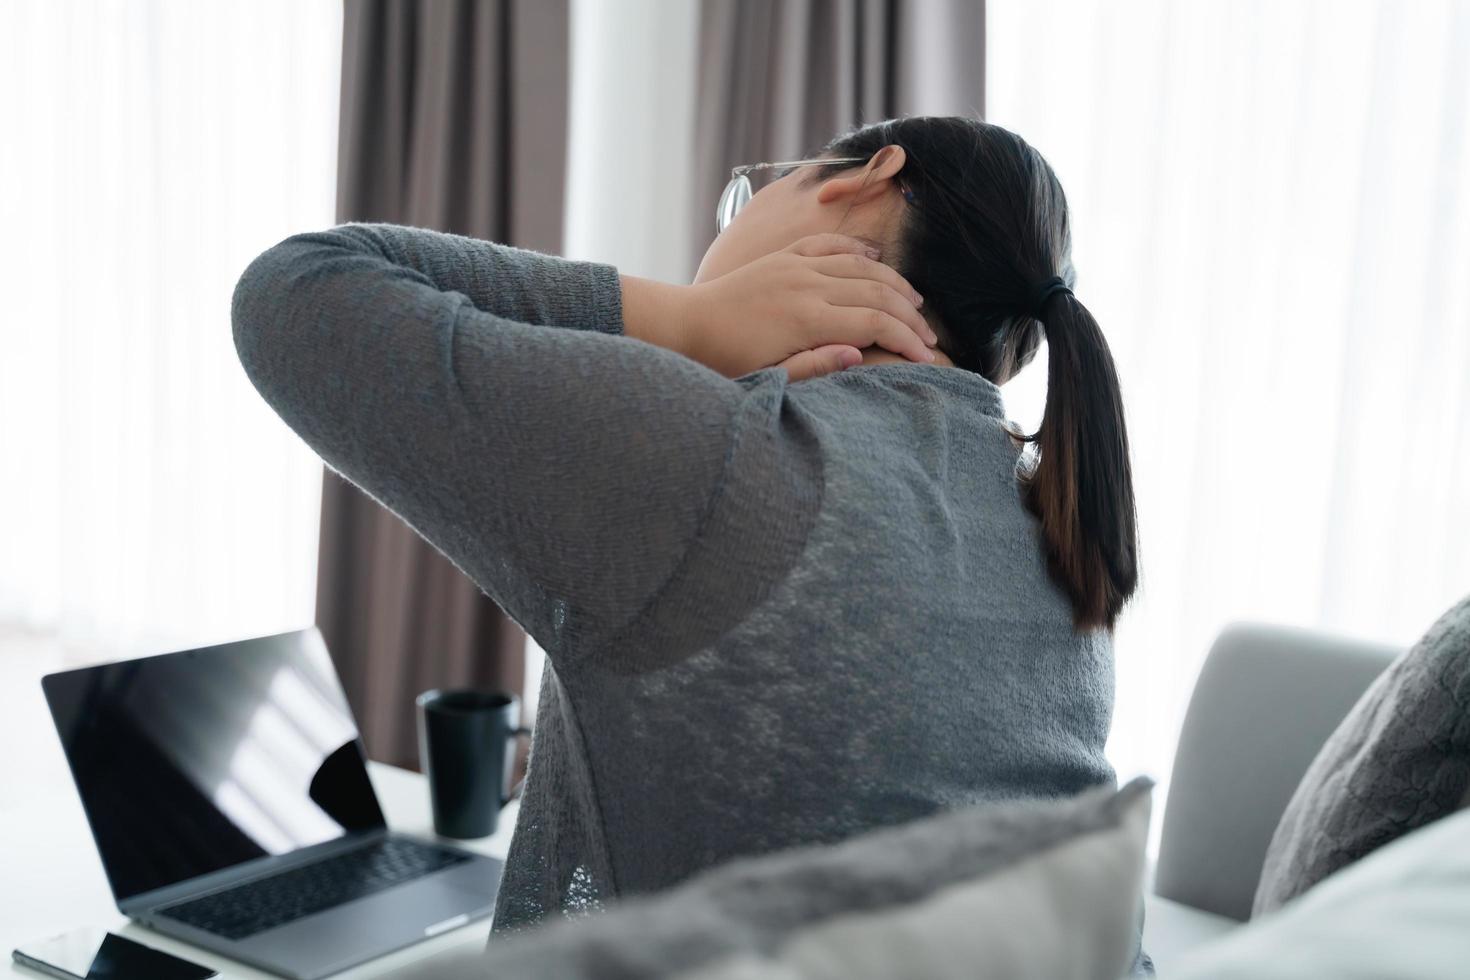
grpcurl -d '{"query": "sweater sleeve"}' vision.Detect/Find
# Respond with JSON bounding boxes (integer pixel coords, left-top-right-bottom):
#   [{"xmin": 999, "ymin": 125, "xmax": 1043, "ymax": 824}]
[{"xmin": 230, "ymin": 221, "xmax": 822, "ymax": 672}]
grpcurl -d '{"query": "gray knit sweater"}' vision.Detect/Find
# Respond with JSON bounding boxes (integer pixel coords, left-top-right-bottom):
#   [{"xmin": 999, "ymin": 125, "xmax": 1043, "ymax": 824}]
[{"xmin": 231, "ymin": 222, "xmax": 1147, "ymax": 973}]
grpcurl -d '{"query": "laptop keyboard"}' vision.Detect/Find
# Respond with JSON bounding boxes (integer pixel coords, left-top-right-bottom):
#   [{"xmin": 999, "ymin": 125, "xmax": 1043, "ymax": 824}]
[{"xmin": 155, "ymin": 837, "xmax": 472, "ymax": 940}]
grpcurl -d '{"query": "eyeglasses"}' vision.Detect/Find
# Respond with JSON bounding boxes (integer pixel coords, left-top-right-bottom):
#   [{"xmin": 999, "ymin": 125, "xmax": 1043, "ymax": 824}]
[{"xmin": 715, "ymin": 156, "xmax": 869, "ymax": 235}]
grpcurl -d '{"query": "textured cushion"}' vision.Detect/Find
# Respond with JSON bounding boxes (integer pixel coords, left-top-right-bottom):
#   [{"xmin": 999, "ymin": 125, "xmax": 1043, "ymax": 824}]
[
  {"xmin": 1252, "ymin": 594, "xmax": 1470, "ymax": 916},
  {"xmin": 466, "ymin": 777, "xmax": 1155, "ymax": 980},
  {"xmin": 1175, "ymin": 804, "xmax": 1470, "ymax": 979}
]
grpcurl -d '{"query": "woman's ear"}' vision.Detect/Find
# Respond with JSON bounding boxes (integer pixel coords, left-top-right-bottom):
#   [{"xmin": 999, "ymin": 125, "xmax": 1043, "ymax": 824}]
[{"xmin": 816, "ymin": 145, "xmax": 908, "ymax": 207}]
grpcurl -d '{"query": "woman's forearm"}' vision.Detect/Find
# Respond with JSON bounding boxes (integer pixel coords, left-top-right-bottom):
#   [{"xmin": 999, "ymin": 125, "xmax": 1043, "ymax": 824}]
[{"xmin": 619, "ymin": 274, "xmax": 697, "ymax": 361}]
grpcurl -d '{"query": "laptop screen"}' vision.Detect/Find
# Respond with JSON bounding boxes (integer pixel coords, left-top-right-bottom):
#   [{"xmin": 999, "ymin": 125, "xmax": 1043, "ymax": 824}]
[{"xmin": 42, "ymin": 628, "xmax": 386, "ymax": 902}]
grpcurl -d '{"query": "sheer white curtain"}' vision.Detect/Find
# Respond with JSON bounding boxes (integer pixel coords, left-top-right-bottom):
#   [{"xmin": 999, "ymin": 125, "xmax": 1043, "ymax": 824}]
[
  {"xmin": 0, "ymin": 1, "xmax": 342, "ymax": 657},
  {"xmin": 988, "ymin": 0, "xmax": 1470, "ymax": 832}
]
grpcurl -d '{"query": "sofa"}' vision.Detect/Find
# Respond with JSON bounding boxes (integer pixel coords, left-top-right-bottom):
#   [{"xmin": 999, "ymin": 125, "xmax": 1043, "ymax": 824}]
[{"xmin": 1142, "ymin": 622, "xmax": 1402, "ymax": 973}]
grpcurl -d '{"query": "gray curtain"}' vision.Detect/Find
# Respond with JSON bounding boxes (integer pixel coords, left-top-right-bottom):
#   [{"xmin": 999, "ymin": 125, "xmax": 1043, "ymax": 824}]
[
  {"xmin": 319, "ymin": 0, "xmax": 571, "ymax": 771},
  {"xmin": 688, "ymin": 0, "xmax": 986, "ymax": 279}
]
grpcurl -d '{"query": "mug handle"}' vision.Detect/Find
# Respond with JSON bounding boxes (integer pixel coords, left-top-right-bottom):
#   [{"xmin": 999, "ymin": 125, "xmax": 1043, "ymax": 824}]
[{"xmin": 503, "ymin": 725, "xmax": 534, "ymax": 805}]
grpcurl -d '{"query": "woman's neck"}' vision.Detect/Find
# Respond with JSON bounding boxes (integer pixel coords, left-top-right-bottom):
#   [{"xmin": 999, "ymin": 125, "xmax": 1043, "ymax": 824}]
[{"xmin": 857, "ymin": 346, "xmax": 957, "ymax": 368}]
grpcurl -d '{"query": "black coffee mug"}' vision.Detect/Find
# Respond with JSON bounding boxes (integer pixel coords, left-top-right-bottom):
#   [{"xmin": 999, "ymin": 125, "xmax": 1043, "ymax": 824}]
[{"xmin": 415, "ymin": 689, "xmax": 532, "ymax": 839}]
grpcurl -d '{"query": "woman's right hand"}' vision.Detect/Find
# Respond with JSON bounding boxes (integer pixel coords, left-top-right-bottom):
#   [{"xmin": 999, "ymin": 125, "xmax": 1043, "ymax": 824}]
[{"xmin": 677, "ymin": 233, "xmax": 936, "ymax": 380}]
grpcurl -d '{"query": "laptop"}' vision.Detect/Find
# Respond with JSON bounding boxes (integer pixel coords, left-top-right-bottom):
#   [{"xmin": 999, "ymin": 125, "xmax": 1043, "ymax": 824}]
[{"xmin": 41, "ymin": 627, "xmax": 506, "ymax": 980}]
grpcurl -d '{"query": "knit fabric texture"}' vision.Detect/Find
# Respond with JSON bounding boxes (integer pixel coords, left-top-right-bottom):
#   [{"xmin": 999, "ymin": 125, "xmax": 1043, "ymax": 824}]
[{"xmin": 230, "ymin": 222, "xmax": 1132, "ymax": 961}]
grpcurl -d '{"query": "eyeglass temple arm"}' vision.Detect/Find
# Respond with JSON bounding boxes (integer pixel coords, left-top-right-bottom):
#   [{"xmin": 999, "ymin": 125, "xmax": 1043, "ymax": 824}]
[{"xmin": 732, "ymin": 155, "xmax": 869, "ymax": 177}]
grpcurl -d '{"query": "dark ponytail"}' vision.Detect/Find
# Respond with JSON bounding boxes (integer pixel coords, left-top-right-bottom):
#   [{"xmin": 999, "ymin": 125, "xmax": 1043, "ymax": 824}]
[
  {"xmin": 802, "ymin": 115, "xmax": 1139, "ymax": 632},
  {"xmin": 1021, "ymin": 287, "xmax": 1138, "ymax": 632}
]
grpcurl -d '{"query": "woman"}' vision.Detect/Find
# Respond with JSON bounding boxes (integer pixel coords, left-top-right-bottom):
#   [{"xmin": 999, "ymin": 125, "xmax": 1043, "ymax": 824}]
[{"xmin": 232, "ymin": 113, "xmax": 1144, "ymax": 969}]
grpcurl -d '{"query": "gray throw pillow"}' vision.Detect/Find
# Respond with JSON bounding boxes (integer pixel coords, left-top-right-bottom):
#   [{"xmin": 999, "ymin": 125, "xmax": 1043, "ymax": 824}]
[
  {"xmin": 1252, "ymin": 593, "xmax": 1470, "ymax": 916},
  {"xmin": 469, "ymin": 777, "xmax": 1156, "ymax": 980}
]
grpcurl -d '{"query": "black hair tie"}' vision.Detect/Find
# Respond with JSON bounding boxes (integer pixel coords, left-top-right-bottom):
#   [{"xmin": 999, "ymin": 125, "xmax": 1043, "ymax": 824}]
[{"xmin": 1028, "ymin": 276, "xmax": 1073, "ymax": 319}]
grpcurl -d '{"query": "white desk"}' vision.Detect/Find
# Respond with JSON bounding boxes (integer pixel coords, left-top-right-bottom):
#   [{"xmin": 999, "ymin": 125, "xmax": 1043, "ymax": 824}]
[{"xmin": 2, "ymin": 761, "xmax": 520, "ymax": 979}]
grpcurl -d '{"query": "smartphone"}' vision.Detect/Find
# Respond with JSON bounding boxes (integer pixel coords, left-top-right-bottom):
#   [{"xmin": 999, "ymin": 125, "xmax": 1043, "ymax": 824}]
[{"xmin": 12, "ymin": 928, "xmax": 217, "ymax": 980}]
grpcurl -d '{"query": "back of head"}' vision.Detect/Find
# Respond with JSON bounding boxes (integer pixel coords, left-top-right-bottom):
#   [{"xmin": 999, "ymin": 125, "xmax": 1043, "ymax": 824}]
[{"xmin": 799, "ymin": 115, "xmax": 1139, "ymax": 633}]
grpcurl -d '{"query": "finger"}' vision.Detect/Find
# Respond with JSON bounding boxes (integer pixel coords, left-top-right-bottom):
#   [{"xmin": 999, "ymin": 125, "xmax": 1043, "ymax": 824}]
[
  {"xmin": 824, "ymin": 278, "xmax": 936, "ymax": 354},
  {"xmin": 781, "ymin": 345, "xmax": 864, "ymax": 383},
  {"xmin": 809, "ymin": 251, "xmax": 926, "ymax": 316},
  {"xmin": 823, "ymin": 275, "xmax": 934, "ymax": 346},
  {"xmin": 787, "ymin": 232, "xmax": 883, "ymax": 260},
  {"xmin": 822, "ymin": 303, "xmax": 936, "ymax": 365}
]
